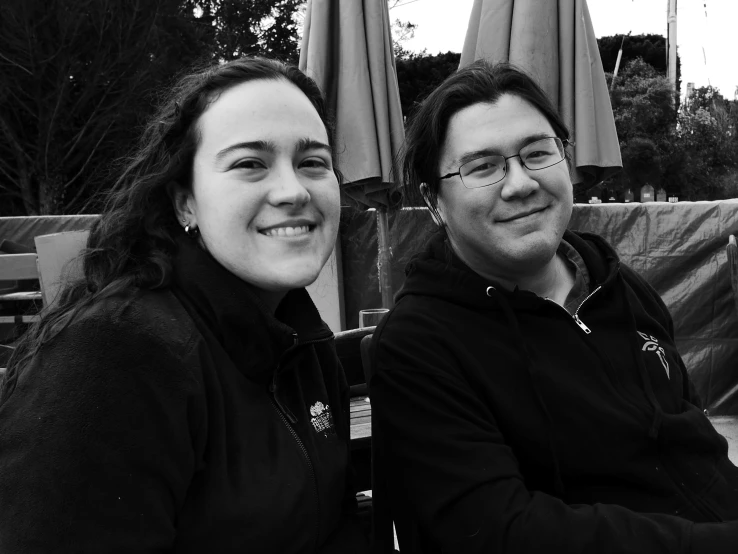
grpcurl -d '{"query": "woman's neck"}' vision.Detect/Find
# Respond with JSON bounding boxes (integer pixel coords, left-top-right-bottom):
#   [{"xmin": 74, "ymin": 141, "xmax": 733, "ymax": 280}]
[{"xmin": 254, "ymin": 288, "xmax": 288, "ymax": 316}]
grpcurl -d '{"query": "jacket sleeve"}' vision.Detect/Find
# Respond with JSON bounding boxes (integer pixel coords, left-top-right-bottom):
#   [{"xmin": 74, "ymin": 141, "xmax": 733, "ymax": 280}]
[
  {"xmin": 370, "ymin": 313, "xmax": 738, "ymax": 554},
  {"xmin": 0, "ymin": 303, "xmax": 204, "ymax": 553}
]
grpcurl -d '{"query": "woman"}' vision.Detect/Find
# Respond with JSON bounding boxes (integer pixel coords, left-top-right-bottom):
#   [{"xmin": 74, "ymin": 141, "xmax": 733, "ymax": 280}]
[
  {"xmin": 369, "ymin": 61, "xmax": 738, "ymax": 553},
  {"xmin": 0, "ymin": 57, "xmax": 370, "ymax": 554}
]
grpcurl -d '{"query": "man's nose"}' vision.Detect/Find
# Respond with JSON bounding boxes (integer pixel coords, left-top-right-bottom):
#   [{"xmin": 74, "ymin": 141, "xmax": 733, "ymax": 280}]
[{"xmin": 499, "ymin": 156, "xmax": 539, "ymax": 201}]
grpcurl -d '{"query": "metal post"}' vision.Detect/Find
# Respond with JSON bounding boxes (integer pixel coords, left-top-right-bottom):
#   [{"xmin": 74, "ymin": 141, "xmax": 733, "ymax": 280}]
[
  {"xmin": 667, "ymin": 0, "xmax": 678, "ymax": 92},
  {"xmin": 376, "ymin": 208, "xmax": 393, "ymax": 309}
]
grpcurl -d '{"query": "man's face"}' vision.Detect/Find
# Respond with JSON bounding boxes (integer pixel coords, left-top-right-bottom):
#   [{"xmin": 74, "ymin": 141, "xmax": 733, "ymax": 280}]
[{"xmin": 436, "ymin": 93, "xmax": 573, "ymax": 284}]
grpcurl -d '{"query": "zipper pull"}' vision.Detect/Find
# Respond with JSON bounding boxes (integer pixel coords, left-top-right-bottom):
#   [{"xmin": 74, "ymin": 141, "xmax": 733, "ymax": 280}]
[{"xmin": 573, "ymin": 313, "xmax": 592, "ymax": 334}]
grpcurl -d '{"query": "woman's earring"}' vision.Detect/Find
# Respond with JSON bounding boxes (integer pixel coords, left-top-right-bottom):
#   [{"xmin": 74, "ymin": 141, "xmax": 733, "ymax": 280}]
[{"xmin": 184, "ymin": 224, "xmax": 200, "ymax": 239}]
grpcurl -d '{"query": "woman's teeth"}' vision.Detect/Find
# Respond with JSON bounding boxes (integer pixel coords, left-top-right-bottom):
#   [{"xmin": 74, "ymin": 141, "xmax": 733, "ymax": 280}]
[{"xmin": 262, "ymin": 225, "xmax": 311, "ymax": 237}]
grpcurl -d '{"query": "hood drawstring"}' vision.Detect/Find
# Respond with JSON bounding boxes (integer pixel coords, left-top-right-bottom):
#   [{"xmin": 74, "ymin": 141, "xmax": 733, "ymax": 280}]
[
  {"xmin": 617, "ymin": 274, "xmax": 664, "ymax": 440},
  {"xmin": 486, "ymin": 286, "xmax": 567, "ymax": 498}
]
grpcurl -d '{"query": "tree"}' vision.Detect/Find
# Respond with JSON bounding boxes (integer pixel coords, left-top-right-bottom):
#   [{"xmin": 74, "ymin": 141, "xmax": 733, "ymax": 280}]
[
  {"xmin": 609, "ymin": 59, "xmax": 677, "ymax": 143},
  {"xmin": 388, "ymin": 0, "xmax": 419, "ymax": 61},
  {"xmin": 395, "ymin": 52, "xmax": 460, "ymax": 116},
  {"xmin": 603, "ymin": 58, "xmax": 676, "ymax": 197},
  {"xmin": 0, "ymin": 0, "xmax": 303, "ymax": 216},
  {"xmin": 603, "ymin": 58, "xmax": 738, "ymax": 201},
  {"xmin": 598, "ymin": 33, "xmax": 680, "ymax": 98}
]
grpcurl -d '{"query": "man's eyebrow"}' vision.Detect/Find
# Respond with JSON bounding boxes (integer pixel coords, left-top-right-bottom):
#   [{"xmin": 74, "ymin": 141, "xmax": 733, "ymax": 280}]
[
  {"xmin": 215, "ymin": 140, "xmax": 275, "ymax": 161},
  {"xmin": 450, "ymin": 132, "xmax": 556, "ymax": 168}
]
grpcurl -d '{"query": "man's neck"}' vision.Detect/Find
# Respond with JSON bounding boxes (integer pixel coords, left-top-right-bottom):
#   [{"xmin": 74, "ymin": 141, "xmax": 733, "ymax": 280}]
[{"xmin": 473, "ymin": 251, "xmax": 576, "ymax": 305}]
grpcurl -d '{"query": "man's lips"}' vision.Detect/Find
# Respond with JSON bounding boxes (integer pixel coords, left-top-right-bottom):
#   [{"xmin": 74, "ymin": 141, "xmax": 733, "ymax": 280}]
[{"xmin": 497, "ymin": 206, "xmax": 548, "ymax": 223}]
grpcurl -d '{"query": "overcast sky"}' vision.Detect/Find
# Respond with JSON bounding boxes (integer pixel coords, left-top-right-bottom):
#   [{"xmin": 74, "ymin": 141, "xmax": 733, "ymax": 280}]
[{"xmin": 392, "ymin": 0, "xmax": 738, "ymax": 99}]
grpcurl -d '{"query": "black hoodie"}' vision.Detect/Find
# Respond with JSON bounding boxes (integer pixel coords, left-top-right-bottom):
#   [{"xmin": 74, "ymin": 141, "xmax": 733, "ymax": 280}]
[
  {"xmin": 370, "ymin": 230, "xmax": 738, "ymax": 554},
  {"xmin": 0, "ymin": 237, "xmax": 370, "ymax": 554}
]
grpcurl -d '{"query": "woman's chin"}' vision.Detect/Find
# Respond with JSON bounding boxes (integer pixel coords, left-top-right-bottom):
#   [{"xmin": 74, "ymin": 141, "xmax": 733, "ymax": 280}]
[{"xmin": 253, "ymin": 264, "xmax": 326, "ymax": 293}]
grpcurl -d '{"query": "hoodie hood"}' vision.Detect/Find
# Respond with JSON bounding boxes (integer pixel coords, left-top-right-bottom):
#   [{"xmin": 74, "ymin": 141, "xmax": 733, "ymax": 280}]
[{"xmin": 397, "ymin": 229, "xmax": 621, "ymax": 308}]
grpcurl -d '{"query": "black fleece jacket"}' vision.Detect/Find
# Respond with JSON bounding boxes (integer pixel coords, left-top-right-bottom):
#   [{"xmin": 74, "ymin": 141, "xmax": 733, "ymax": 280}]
[
  {"xmin": 0, "ymin": 238, "xmax": 370, "ymax": 554},
  {"xmin": 370, "ymin": 230, "xmax": 738, "ymax": 554}
]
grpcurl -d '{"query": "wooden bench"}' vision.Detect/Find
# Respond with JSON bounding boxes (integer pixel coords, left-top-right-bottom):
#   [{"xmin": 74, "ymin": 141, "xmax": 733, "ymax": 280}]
[{"xmin": 0, "ymin": 252, "xmax": 43, "ymax": 326}]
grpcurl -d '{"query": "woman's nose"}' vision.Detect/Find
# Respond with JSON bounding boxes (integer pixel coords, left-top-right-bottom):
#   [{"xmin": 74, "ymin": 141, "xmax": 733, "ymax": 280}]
[
  {"xmin": 499, "ymin": 156, "xmax": 539, "ymax": 201},
  {"xmin": 268, "ymin": 165, "xmax": 311, "ymax": 206}
]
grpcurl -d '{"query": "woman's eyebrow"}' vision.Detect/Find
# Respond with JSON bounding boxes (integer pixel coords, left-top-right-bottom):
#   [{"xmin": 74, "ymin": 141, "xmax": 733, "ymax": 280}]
[
  {"xmin": 296, "ymin": 138, "xmax": 331, "ymax": 153},
  {"xmin": 215, "ymin": 138, "xmax": 331, "ymax": 161},
  {"xmin": 215, "ymin": 140, "xmax": 276, "ymax": 161}
]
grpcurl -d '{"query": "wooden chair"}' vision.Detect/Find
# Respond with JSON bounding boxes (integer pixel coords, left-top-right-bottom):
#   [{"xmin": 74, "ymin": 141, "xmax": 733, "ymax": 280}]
[
  {"xmin": 0, "ymin": 231, "xmax": 88, "ymax": 376},
  {"xmin": 0, "ymin": 251, "xmax": 42, "ymax": 375},
  {"xmin": 0, "ymin": 251, "xmax": 42, "ymax": 325},
  {"xmin": 34, "ymin": 231, "xmax": 88, "ymax": 308},
  {"xmin": 727, "ymin": 235, "xmax": 738, "ymax": 316}
]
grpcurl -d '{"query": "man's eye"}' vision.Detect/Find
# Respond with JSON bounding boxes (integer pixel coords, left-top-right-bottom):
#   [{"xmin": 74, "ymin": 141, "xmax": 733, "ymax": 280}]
[
  {"xmin": 467, "ymin": 161, "xmax": 500, "ymax": 175},
  {"xmin": 526, "ymin": 150, "xmax": 548, "ymax": 159}
]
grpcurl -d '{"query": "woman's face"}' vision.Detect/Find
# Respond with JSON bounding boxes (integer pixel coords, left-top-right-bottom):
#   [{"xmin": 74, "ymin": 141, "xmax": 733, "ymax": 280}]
[
  {"xmin": 436, "ymin": 93, "xmax": 573, "ymax": 284},
  {"xmin": 179, "ymin": 78, "xmax": 340, "ymax": 293}
]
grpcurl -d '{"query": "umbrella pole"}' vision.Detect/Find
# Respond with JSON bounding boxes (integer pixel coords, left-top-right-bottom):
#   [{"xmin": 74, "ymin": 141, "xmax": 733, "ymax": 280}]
[{"xmin": 376, "ymin": 208, "xmax": 393, "ymax": 308}]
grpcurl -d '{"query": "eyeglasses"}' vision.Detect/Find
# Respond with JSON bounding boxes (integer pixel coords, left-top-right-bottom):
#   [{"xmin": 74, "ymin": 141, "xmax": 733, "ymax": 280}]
[{"xmin": 439, "ymin": 137, "xmax": 569, "ymax": 189}]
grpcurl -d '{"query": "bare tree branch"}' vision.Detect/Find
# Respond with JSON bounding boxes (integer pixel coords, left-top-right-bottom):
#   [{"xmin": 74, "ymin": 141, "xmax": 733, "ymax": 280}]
[{"xmin": 0, "ymin": 51, "xmax": 33, "ymax": 75}]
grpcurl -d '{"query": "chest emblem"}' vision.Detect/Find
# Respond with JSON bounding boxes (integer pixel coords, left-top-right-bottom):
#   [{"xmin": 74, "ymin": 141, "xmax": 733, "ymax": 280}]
[
  {"xmin": 309, "ymin": 401, "xmax": 336, "ymax": 437},
  {"xmin": 637, "ymin": 331, "xmax": 670, "ymax": 379}
]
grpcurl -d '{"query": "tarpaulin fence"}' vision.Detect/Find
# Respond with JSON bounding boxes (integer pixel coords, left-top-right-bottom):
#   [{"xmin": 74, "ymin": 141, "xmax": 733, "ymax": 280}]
[
  {"xmin": 3, "ymin": 204, "xmax": 738, "ymax": 414},
  {"xmin": 339, "ymin": 201, "xmax": 738, "ymax": 415}
]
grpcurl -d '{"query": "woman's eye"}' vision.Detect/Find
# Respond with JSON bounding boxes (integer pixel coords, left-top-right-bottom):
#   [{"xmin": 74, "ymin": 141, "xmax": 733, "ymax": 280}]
[
  {"xmin": 232, "ymin": 159, "xmax": 266, "ymax": 171},
  {"xmin": 300, "ymin": 158, "xmax": 331, "ymax": 171}
]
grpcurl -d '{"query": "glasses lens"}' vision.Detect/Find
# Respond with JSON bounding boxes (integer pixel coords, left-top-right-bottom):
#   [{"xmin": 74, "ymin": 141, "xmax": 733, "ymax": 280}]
[
  {"xmin": 520, "ymin": 138, "xmax": 564, "ymax": 170},
  {"xmin": 459, "ymin": 155, "xmax": 506, "ymax": 188}
]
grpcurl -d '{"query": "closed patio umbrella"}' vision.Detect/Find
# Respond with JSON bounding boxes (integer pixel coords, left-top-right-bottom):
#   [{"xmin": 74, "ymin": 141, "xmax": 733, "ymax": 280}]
[
  {"xmin": 460, "ymin": 0, "xmax": 622, "ymax": 190},
  {"xmin": 299, "ymin": 0, "xmax": 405, "ymax": 309}
]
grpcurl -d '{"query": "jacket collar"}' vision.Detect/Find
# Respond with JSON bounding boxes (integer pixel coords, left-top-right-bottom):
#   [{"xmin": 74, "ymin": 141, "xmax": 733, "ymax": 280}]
[
  {"xmin": 171, "ymin": 237, "xmax": 332, "ymax": 381},
  {"xmin": 398, "ymin": 229, "xmax": 621, "ymax": 310}
]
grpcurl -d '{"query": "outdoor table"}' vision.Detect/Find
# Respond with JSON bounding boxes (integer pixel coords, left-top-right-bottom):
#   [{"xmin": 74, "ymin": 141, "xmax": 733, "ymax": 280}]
[{"xmin": 350, "ymin": 395, "xmax": 371, "ymax": 449}]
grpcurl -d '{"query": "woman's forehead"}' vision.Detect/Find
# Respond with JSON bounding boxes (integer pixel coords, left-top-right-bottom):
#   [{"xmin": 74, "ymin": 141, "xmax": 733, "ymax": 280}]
[{"xmin": 195, "ymin": 79, "xmax": 328, "ymax": 155}]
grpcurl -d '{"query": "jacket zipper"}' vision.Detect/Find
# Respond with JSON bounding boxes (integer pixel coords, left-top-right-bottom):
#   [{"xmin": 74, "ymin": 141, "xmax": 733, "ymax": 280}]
[
  {"xmin": 267, "ymin": 331, "xmax": 333, "ymax": 551},
  {"xmin": 270, "ymin": 399, "xmax": 321, "ymax": 552},
  {"xmin": 549, "ymin": 285, "xmax": 724, "ymax": 521},
  {"xmin": 546, "ymin": 285, "xmax": 602, "ymax": 334}
]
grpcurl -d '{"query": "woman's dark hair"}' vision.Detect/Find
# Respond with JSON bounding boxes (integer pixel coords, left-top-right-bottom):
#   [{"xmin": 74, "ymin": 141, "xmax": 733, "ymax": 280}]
[
  {"xmin": 5, "ymin": 56, "xmax": 335, "ymax": 376},
  {"xmin": 402, "ymin": 60, "xmax": 571, "ymax": 224}
]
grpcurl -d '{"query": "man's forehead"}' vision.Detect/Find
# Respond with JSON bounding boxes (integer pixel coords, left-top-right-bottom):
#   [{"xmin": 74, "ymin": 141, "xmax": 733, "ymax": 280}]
[{"xmin": 440, "ymin": 98, "xmax": 554, "ymax": 166}]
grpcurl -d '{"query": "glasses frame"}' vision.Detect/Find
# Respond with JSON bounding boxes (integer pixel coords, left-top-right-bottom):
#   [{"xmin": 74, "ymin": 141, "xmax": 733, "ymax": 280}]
[{"xmin": 438, "ymin": 137, "xmax": 570, "ymax": 189}]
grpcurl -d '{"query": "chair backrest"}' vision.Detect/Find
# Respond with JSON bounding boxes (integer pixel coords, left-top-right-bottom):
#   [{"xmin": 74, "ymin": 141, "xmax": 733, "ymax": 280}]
[
  {"xmin": 34, "ymin": 231, "xmax": 89, "ymax": 308},
  {"xmin": 360, "ymin": 334, "xmax": 373, "ymax": 389},
  {"xmin": 0, "ymin": 253, "xmax": 38, "ymax": 282},
  {"xmin": 334, "ymin": 326, "xmax": 376, "ymax": 397}
]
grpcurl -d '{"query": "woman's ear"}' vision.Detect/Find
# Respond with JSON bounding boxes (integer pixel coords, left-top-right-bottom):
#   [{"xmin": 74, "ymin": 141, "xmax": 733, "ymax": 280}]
[
  {"xmin": 420, "ymin": 183, "xmax": 444, "ymax": 227},
  {"xmin": 171, "ymin": 185, "xmax": 196, "ymax": 227}
]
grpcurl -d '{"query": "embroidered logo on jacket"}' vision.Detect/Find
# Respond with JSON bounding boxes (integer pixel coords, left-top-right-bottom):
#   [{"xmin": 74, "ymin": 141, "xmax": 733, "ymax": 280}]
[
  {"xmin": 637, "ymin": 331, "xmax": 670, "ymax": 379},
  {"xmin": 309, "ymin": 401, "xmax": 335, "ymax": 437}
]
